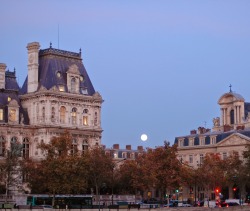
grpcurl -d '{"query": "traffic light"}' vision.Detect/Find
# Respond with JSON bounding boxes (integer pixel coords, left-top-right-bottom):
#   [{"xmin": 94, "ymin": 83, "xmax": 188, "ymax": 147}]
[
  {"xmin": 176, "ymin": 189, "xmax": 179, "ymax": 193},
  {"xmin": 233, "ymin": 187, "xmax": 237, "ymax": 192},
  {"xmin": 215, "ymin": 188, "xmax": 220, "ymax": 194}
]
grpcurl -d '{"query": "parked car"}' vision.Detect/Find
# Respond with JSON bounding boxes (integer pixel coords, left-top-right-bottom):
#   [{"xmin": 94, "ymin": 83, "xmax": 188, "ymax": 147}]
[
  {"xmin": 227, "ymin": 202, "xmax": 239, "ymax": 206},
  {"xmin": 38, "ymin": 205, "xmax": 53, "ymax": 209}
]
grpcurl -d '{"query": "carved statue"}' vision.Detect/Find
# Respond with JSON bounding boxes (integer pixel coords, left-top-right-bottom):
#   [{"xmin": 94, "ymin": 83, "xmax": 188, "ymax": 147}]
[{"xmin": 213, "ymin": 117, "xmax": 220, "ymax": 127}]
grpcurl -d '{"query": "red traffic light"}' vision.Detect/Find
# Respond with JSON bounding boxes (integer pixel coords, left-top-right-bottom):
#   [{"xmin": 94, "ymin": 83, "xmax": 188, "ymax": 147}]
[
  {"xmin": 215, "ymin": 188, "xmax": 220, "ymax": 193},
  {"xmin": 233, "ymin": 187, "xmax": 237, "ymax": 192}
]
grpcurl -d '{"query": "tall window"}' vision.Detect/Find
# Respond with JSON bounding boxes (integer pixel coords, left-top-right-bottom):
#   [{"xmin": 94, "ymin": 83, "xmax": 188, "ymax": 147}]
[
  {"xmin": 60, "ymin": 106, "xmax": 66, "ymax": 123},
  {"xmin": 72, "ymin": 108, "xmax": 77, "ymax": 125},
  {"xmin": 82, "ymin": 109, "xmax": 88, "ymax": 126},
  {"xmin": 230, "ymin": 109, "xmax": 235, "ymax": 124},
  {"xmin": 71, "ymin": 78, "xmax": 76, "ymax": 93},
  {"xmin": 0, "ymin": 136, "xmax": 5, "ymax": 156},
  {"xmin": 0, "ymin": 109, "xmax": 3, "ymax": 121},
  {"xmin": 9, "ymin": 109, "xmax": 16, "ymax": 121},
  {"xmin": 222, "ymin": 152, "xmax": 227, "ymax": 160},
  {"xmin": 71, "ymin": 139, "xmax": 78, "ymax": 155},
  {"xmin": 82, "ymin": 140, "xmax": 88, "ymax": 154},
  {"xmin": 42, "ymin": 107, "xmax": 45, "ymax": 121},
  {"xmin": 51, "ymin": 107, "xmax": 55, "ymax": 122},
  {"xmin": 23, "ymin": 138, "xmax": 29, "ymax": 158},
  {"xmin": 199, "ymin": 154, "xmax": 204, "ymax": 164},
  {"xmin": 11, "ymin": 137, "xmax": 21, "ymax": 157},
  {"xmin": 189, "ymin": 155, "xmax": 193, "ymax": 164},
  {"xmin": 94, "ymin": 112, "xmax": 98, "ymax": 126}
]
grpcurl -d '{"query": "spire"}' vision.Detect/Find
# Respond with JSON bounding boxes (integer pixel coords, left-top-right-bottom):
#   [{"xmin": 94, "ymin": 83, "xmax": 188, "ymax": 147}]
[{"xmin": 229, "ymin": 84, "xmax": 232, "ymax": 93}]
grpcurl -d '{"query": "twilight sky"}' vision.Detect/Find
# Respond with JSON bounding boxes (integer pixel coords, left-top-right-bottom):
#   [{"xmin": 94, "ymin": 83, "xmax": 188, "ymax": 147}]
[{"xmin": 1, "ymin": 1, "xmax": 250, "ymax": 149}]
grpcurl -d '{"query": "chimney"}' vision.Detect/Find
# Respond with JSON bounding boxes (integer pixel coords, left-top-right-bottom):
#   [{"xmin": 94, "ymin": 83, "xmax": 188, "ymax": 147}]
[
  {"xmin": 137, "ymin": 146, "xmax": 143, "ymax": 151},
  {"xmin": 190, "ymin": 130, "xmax": 197, "ymax": 135},
  {"xmin": 0, "ymin": 63, "xmax": 6, "ymax": 89},
  {"xmin": 113, "ymin": 144, "xmax": 119, "ymax": 150},
  {"xmin": 27, "ymin": 42, "xmax": 40, "ymax": 93},
  {"xmin": 126, "ymin": 145, "xmax": 131, "ymax": 150}
]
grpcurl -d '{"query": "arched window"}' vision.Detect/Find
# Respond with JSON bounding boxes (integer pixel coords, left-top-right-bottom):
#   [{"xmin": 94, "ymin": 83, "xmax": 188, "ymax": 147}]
[
  {"xmin": 23, "ymin": 138, "xmax": 29, "ymax": 158},
  {"xmin": 71, "ymin": 78, "xmax": 76, "ymax": 93},
  {"xmin": 0, "ymin": 109, "xmax": 3, "ymax": 121},
  {"xmin": 230, "ymin": 109, "xmax": 235, "ymax": 124},
  {"xmin": 0, "ymin": 136, "xmax": 5, "ymax": 156},
  {"xmin": 11, "ymin": 137, "xmax": 21, "ymax": 157},
  {"xmin": 60, "ymin": 106, "xmax": 66, "ymax": 123},
  {"xmin": 72, "ymin": 108, "xmax": 77, "ymax": 125}
]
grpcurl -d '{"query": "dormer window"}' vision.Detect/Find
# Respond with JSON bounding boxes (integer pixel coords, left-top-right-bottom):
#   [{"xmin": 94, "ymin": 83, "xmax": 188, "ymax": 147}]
[
  {"xmin": 9, "ymin": 109, "xmax": 16, "ymax": 122},
  {"xmin": 57, "ymin": 71, "xmax": 61, "ymax": 78},
  {"xmin": 80, "ymin": 75, "xmax": 84, "ymax": 82},
  {"xmin": 0, "ymin": 109, "xmax": 3, "ymax": 121},
  {"xmin": 8, "ymin": 97, "xmax": 11, "ymax": 102},
  {"xmin": 59, "ymin": 85, "xmax": 65, "ymax": 92},
  {"xmin": 81, "ymin": 88, "xmax": 88, "ymax": 95},
  {"xmin": 71, "ymin": 78, "xmax": 76, "ymax": 93}
]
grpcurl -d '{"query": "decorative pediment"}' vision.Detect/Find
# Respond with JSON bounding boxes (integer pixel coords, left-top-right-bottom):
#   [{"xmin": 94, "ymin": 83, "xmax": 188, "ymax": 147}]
[
  {"xmin": 38, "ymin": 85, "xmax": 48, "ymax": 92},
  {"xmin": 8, "ymin": 99, "xmax": 19, "ymax": 107},
  {"xmin": 216, "ymin": 133, "xmax": 250, "ymax": 147},
  {"xmin": 67, "ymin": 64, "xmax": 80, "ymax": 75}
]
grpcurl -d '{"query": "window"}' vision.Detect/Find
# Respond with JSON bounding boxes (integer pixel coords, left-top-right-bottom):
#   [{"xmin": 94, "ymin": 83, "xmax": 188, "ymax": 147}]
[
  {"xmin": 71, "ymin": 78, "xmax": 76, "ymax": 93},
  {"xmin": 0, "ymin": 136, "xmax": 5, "ymax": 156},
  {"xmin": 189, "ymin": 138, "xmax": 194, "ymax": 146},
  {"xmin": 222, "ymin": 152, "xmax": 227, "ymax": 160},
  {"xmin": 130, "ymin": 153, "xmax": 135, "ymax": 159},
  {"xmin": 211, "ymin": 136, "xmax": 216, "ymax": 145},
  {"xmin": 23, "ymin": 138, "xmax": 29, "ymax": 158},
  {"xmin": 199, "ymin": 154, "xmax": 204, "ymax": 164},
  {"xmin": 51, "ymin": 107, "xmax": 55, "ymax": 122},
  {"xmin": 178, "ymin": 139, "xmax": 184, "ymax": 147},
  {"xmin": 122, "ymin": 152, "xmax": 127, "ymax": 159},
  {"xmin": 81, "ymin": 88, "xmax": 88, "ymax": 95},
  {"xmin": 200, "ymin": 137, "xmax": 205, "ymax": 145},
  {"xmin": 71, "ymin": 139, "xmax": 78, "ymax": 155},
  {"xmin": 189, "ymin": 155, "xmax": 193, "ymax": 164},
  {"xmin": 94, "ymin": 112, "xmax": 98, "ymax": 126},
  {"xmin": 42, "ymin": 107, "xmax": 45, "ymax": 121},
  {"xmin": 60, "ymin": 106, "xmax": 66, "ymax": 123},
  {"xmin": 72, "ymin": 108, "xmax": 77, "ymax": 125},
  {"xmin": 11, "ymin": 137, "xmax": 21, "ymax": 157},
  {"xmin": 230, "ymin": 109, "xmax": 234, "ymax": 124},
  {"xmin": 9, "ymin": 109, "xmax": 16, "ymax": 121},
  {"xmin": 0, "ymin": 109, "xmax": 3, "ymax": 121},
  {"xmin": 82, "ymin": 140, "xmax": 88, "ymax": 154},
  {"xmin": 59, "ymin": 85, "xmax": 65, "ymax": 92},
  {"xmin": 82, "ymin": 116, "xmax": 88, "ymax": 126}
]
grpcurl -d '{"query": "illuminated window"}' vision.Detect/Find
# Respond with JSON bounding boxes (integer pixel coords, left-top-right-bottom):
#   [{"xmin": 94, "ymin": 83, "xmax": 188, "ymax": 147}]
[
  {"xmin": 8, "ymin": 97, "xmax": 11, "ymax": 102},
  {"xmin": 59, "ymin": 85, "xmax": 65, "ymax": 92},
  {"xmin": 72, "ymin": 108, "xmax": 77, "ymax": 125},
  {"xmin": 9, "ymin": 109, "xmax": 16, "ymax": 121},
  {"xmin": 23, "ymin": 138, "xmax": 29, "ymax": 158},
  {"xmin": 60, "ymin": 106, "xmax": 66, "ymax": 123},
  {"xmin": 0, "ymin": 136, "xmax": 5, "ymax": 156},
  {"xmin": 200, "ymin": 154, "xmax": 204, "ymax": 164},
  {"xmin": 83, "ymin": 116, "xmax": 88, "ymax": 126},
  {"xmin": 0, "ymin": 109, "xmax": 3, "ymax": 120}
]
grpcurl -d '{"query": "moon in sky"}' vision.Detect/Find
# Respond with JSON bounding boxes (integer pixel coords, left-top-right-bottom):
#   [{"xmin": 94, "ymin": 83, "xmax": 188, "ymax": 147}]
[{"xmin": 141, "ymin": 134, "xmax": 148, "ymax": 141}]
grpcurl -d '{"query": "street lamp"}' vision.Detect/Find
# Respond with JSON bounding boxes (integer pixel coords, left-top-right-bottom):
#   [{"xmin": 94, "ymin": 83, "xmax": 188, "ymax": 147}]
[{"xmin": 111, "ymin": 158, "xmax": 126, "ymax": 205}]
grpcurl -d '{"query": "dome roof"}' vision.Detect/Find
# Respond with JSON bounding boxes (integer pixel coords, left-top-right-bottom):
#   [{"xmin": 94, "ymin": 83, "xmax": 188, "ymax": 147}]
[{"xmin": 218, "ymin": 92, "xmax": 245, "ymax": 104}]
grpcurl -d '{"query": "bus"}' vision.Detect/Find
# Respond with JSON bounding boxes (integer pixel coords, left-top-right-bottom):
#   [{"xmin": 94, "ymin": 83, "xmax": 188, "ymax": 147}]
[{"xmin": 27, "ymin": 195, "xmax": 93, "ymax": 209}]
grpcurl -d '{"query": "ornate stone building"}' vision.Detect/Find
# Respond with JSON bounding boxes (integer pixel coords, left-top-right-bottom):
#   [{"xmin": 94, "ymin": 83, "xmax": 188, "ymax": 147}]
[
  {"xmin": 175, "ymin": 88, "xmax": 250, "ymax": 203},
  {"xmin": 0, "ymin": 42, "xmax": 103, "ymax": 163}
]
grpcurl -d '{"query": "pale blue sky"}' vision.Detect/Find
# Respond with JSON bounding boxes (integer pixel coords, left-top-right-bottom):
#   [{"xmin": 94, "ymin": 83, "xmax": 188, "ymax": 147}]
[{"xmin": 1, "ymin": 1, "xmax": 250, "ymax": 149}]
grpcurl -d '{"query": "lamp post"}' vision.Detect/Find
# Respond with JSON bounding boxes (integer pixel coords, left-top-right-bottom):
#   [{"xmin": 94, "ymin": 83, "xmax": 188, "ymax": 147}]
[{"xmin": 111, "ymin": 158, "xmax": 126, "ymax": 205}]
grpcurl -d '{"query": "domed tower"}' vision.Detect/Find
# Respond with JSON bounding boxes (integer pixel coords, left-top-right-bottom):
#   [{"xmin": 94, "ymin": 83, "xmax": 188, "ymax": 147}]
[{"xmin": 214, "ymin": 86, "xmax": 247, "ymax": 132}]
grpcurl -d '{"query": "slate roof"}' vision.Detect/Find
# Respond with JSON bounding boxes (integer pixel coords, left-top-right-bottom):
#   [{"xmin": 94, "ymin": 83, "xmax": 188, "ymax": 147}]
[
  {"xmin": 20, "ymin": 47, "xmax": 95, "ymax": 95},
  {"xmin": 174, "ymin": 129, "xmax": 250, "ymax": 147}
]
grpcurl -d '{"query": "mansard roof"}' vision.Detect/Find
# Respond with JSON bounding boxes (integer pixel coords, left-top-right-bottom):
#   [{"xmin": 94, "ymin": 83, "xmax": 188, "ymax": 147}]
[
  {"xmin": 20, "ymin": 47, "xmax": 95, "ymax": 95},
  {"xmin": 174, "ymin": 129, "xmax": 250, "ymax": 147}
]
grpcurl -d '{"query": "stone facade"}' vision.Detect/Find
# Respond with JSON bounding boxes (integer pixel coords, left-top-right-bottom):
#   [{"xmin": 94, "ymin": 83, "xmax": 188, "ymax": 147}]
[
  {"xmin": 175, "ymin": 89, "xmax": 250, "ymax": 203},
  {"xmin": 0, "ymin": 42, "xmax": 103, "ymax": 192}
]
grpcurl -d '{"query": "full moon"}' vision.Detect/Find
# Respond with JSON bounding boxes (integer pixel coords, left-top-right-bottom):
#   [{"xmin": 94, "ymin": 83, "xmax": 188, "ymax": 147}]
[{"xmin": 141, "ymin": 134, "xmax": 148, "ymax": 141}]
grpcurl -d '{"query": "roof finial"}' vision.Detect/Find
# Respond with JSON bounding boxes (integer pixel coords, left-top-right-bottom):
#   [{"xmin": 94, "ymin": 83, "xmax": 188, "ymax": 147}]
[
  {"xmin": 229, "ymin": 84, "xmax": 232, "ymax": 92},
  {"xmin": 50, "ymin": 42, "xmax": 52, "ymax": 48},
  {"xmin": 79, "ymin": 48, "xmax": 82, "ymax": 56}
]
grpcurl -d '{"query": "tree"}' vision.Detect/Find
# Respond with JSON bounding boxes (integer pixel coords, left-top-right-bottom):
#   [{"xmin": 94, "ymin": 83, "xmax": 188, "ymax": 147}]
[
  {"xmin": 0, "ymin": 141, "xmax": 23, "ymax": 202},
  {"xmin": 84, "ymin": 146, "xmax": 113, "ymax": 206},
  {"xmin": 23, "ymin": 131, "xmax": 88, "ymax": 197}
]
